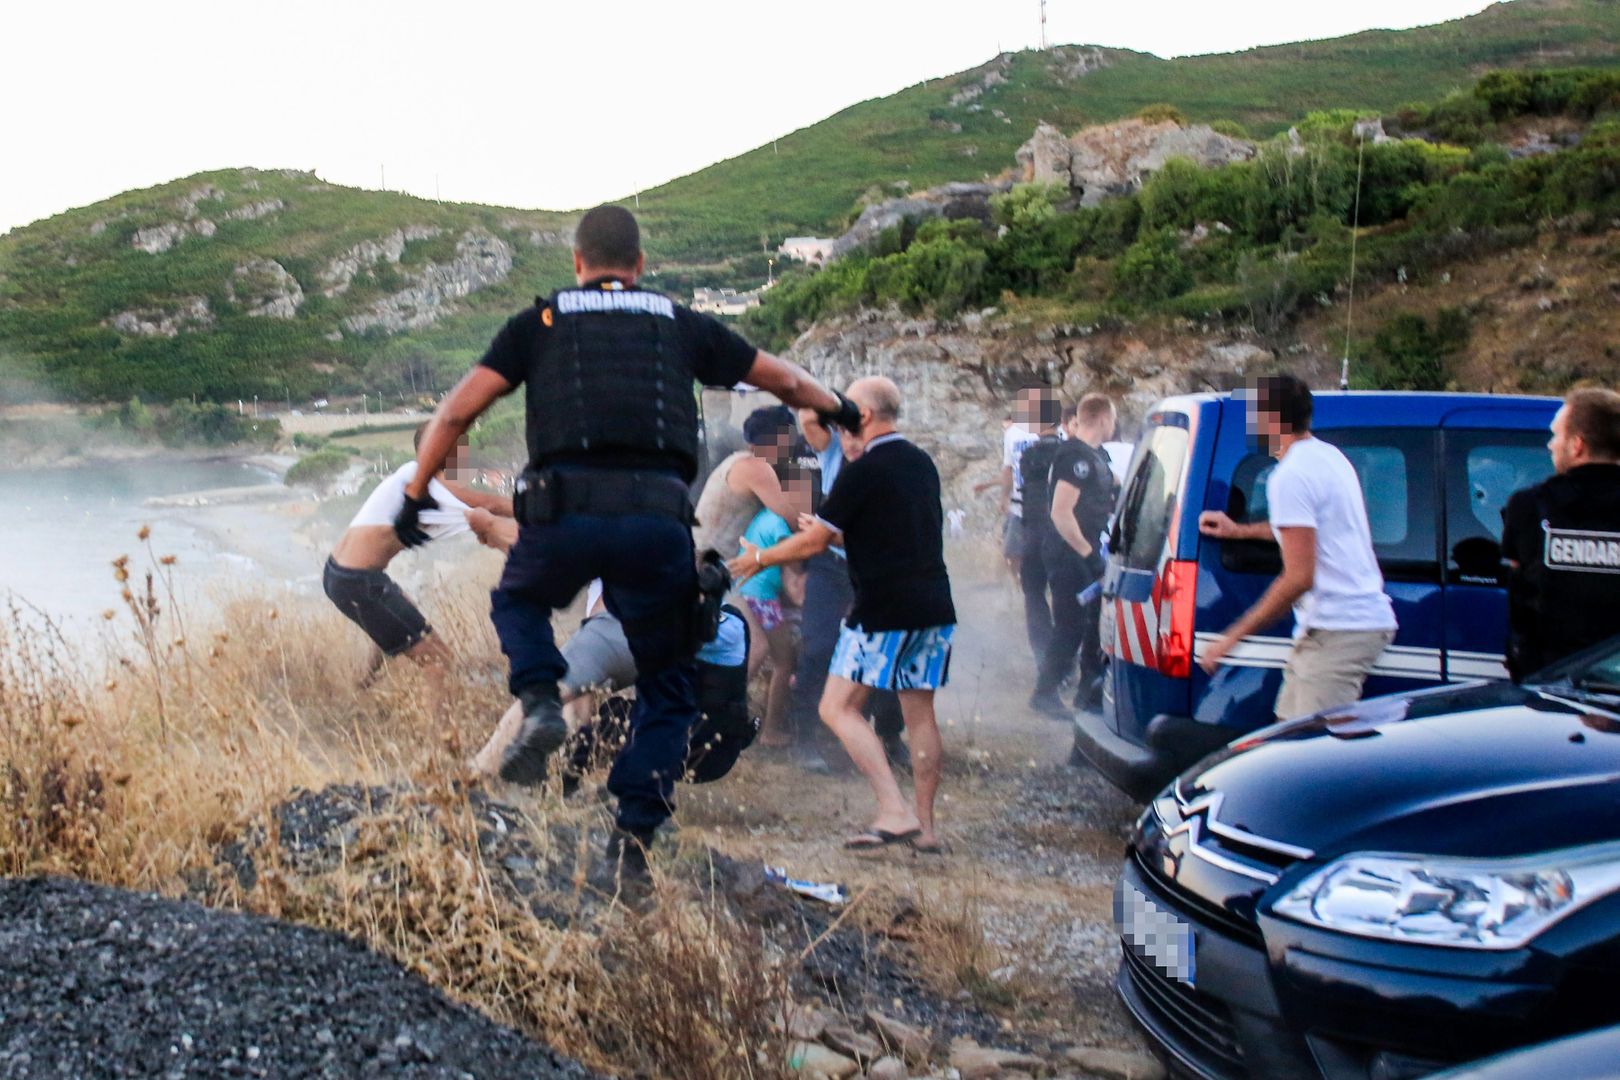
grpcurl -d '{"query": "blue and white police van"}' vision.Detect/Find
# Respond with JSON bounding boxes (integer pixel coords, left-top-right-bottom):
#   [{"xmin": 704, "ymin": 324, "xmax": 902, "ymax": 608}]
[{"xmin": 1077, "ymin": 391, "xmax": 1560, "ymax": 801}]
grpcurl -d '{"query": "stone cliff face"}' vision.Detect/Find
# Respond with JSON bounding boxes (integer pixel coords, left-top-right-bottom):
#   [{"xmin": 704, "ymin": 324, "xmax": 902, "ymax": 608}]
[
  {"xmin": 1018, "ymin": 118, "xmax": 1256, "ymax": 206},
  {"xmin": 787, "ymin": 310, "xmax": 1317, "ymax": 527},
  {"xmin": 338, "ymin": 229, "xmax": 514, "ymax": 336}
]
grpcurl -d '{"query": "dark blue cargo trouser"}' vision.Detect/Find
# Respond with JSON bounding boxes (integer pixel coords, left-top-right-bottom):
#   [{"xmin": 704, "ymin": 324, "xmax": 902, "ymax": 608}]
[{"xmin": 490, "ymin": 510, "xmax": 697, "ymax": 837}]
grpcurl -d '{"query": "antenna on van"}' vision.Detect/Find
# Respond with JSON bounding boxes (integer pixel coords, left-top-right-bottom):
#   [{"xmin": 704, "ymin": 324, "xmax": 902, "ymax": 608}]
[{"xmin": 1341, "ymin": 127, "xmax": 1368, "ymax": 391}]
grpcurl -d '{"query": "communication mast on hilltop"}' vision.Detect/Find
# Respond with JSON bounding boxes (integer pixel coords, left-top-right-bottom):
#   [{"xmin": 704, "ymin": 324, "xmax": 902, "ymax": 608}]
[{"xmin": 1040, "ymin": 0, "xmax": 1048, "ymax": 50}]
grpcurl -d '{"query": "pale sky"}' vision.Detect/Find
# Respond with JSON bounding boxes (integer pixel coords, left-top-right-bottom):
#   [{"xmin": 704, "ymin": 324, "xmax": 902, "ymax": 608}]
[{"xmin": 3, "ymin": 0, "xmax": 1499, "ymax": 235}]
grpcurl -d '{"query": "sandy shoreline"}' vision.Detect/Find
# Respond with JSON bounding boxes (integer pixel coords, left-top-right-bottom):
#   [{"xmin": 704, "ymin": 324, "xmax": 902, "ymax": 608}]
[{"xmin": 0, "ymin": 444, "xmax": 296, "ymax": 477}]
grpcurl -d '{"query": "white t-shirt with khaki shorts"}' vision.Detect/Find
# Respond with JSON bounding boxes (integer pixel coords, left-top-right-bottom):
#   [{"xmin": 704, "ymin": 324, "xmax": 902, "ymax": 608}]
[{"xmin": 1265, "ymin": 436, "xmax": 1397, "ymax": 719}]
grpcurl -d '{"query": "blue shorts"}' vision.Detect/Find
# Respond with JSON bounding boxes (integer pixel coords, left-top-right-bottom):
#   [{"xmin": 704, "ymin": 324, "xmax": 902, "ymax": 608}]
[{"xmin": 830, "ymin": 622, "xmax": 954, "ymax": 691}]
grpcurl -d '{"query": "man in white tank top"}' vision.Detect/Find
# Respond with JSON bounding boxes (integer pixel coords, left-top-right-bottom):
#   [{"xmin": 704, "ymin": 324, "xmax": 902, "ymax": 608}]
[{"xmin": 691, "ymin": 405, "xmax": 803, "ymax": 556}]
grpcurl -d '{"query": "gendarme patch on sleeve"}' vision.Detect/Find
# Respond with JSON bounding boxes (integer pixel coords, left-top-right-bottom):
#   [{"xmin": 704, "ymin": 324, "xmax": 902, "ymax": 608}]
[{"xmin": 1544, "ymin": 526, "xmax": 1620, "ymax": 573}]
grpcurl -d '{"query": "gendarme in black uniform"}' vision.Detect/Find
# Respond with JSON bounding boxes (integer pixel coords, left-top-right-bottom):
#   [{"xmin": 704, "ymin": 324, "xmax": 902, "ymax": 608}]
[
  {"xmin": 1502, "ymin": 462, "xmax": 1620, "ymax": 679},
  {"xmin": 479, "ymin": 277, "xmax": 756, "ymax": 844},
  {"xmin": 1017, "ymin": 429, "xmax": 1066, "ymax": 658},
  {"xmin": 1033, "ymin": 438, "xmax": 1118, "ymax": 708}
]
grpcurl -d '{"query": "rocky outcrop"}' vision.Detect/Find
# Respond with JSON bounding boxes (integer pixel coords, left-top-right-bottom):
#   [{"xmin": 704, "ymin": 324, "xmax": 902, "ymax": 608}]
[
  {"xmin": 948, "ymin": 58, "xmax": 1010, "ymax": 107},
  {"xmin": 225, "ymin": 198, "xmax": 285, "ymax": 222},
  {"xmin": 1018, "ymin": 118, "xmax": 1256, "ymax": 205},
  {"xmin": 106, "ymin": 296, "xmax": 214, "ymax": 337},
  {"xmin": 228, "ymin": 259, "xmax": 304, "ymax": 319},
  {"xmin": 831, "ymin": 181, "xmax": 1011, "ymax": 259},
  {"xmin": 318, "ymin": 226, "xmax": 443, "ymax": 296},
  {"xmin": 340, "ymin": 229, "xmax": 513, "ymax": 335},
  {"xmin": 130, "ymin": 218, "xmax": 216, "ymax": 254}
]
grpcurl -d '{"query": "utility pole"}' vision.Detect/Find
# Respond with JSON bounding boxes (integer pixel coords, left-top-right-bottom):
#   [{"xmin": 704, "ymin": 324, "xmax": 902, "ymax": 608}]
[
  {"xmin": 1040, "ymin": 0, "xmax": 1047, "ymax": 51},
  {"xmin": 380, "ymin": 163, "xmax": 386, "ymax": 191}
]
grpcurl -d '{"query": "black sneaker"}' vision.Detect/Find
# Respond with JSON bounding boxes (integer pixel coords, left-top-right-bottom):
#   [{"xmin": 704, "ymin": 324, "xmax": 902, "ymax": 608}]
[
  {"xmin": 1028, "ymin": 689, "xmax": 1072, "ymax": 721},
  {"xmin": 499, "ymin": 685, "xmax": 569, "ymax": 784}
]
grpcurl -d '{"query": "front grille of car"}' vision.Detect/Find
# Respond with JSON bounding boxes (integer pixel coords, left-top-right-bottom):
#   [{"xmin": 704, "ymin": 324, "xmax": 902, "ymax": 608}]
[
  {"xmin": 1121, "ymin": 942, "xmax": 1245, "ymax": 1078},
  {"xmin": 1131, "ymin": 849, "xmax": 1266, "ymax": 948}
]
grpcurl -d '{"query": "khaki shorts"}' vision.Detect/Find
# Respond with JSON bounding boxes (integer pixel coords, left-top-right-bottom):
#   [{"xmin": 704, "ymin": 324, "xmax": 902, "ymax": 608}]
[{"xmin": 1275, "ymin": 627, "xmax": 1396, "ymax": 720}]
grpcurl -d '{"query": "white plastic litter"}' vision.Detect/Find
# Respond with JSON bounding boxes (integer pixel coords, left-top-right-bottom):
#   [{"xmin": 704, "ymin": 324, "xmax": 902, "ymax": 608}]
[{"xmin": 764, "ymin": 866, "xmax": 849, "ymax": 905}]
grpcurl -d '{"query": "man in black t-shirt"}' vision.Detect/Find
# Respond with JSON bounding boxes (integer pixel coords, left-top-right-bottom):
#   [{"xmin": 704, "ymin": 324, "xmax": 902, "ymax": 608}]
[
  {"xmin": 731, "ymin": 377, "xmax": 956, "ymax": 854},
  {"xmin": 1502, "ymin": 387, "xmax": 1620, "ymax": 678},
  {"xmin": 393, "ymin": 205, "xmax": 853, "ymax": 880},
  {"xmin": 1031, "ymin": 394, "xmax": 1118, "ymax": 717}
]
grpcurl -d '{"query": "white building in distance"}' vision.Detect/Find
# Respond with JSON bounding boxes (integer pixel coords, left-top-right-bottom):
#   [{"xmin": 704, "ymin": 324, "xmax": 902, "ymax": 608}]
[
  {"xmin": 779, "ymin": 237, "xmax": 837, "ymax": 265},
  {"xmin": 691, "ymin": 287, "xmax": 762, "ymax": 316}
]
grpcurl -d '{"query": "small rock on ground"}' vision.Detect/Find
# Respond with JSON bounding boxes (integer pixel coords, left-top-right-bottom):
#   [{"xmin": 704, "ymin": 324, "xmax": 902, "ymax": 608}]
[
  {"xmin": 1065, "ymin": 1046, "xmax": 1166, "ymax": 1079},
  {"xmin": 788, "ymin": 1040, "xmax": 861, "ymax": 1079},
  {"xmin": 950, "ymin": 1038, "xmax": 1047, "ymax": 1079}
]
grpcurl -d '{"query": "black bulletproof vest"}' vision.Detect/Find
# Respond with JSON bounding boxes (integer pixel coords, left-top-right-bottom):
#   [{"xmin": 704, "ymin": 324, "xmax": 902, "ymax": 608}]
[
  {"xmin": 1070, "ymin": 441, "xmax": 1119, "ymax": 540},
  {"xmin": 1513, "ymin": 463, "xmax": 1620, "ymax": 673},
  {"xmin": 525, "ymin": 284, "xmax": 701, "ymax": 480},
  {"xmin": 1019, "ymin": 433, "xmax": 1065, "ymax": 530}
]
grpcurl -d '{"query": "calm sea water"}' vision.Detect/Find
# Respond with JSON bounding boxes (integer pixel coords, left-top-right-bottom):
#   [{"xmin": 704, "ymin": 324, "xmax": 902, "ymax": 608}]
[{"xmin": 0, "ymin": 458, "xmax": 280, "ymax": 640}]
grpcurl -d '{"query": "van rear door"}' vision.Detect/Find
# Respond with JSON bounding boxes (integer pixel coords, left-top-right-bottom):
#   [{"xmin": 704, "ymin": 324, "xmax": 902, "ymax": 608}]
[
  {"xmin": 1438, "ymin": 404, "xmax": 1559, "ymax": 681},
  {"xmin": 1103, "ymin": 403, "xmax": 1204, "ymax": 741}
]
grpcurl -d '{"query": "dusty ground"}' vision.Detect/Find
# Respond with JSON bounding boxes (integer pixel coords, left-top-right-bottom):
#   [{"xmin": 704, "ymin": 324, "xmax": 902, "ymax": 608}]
[{"xmin": 676, "ymin": 572, "xmax": 1147, "ymax": 1056}]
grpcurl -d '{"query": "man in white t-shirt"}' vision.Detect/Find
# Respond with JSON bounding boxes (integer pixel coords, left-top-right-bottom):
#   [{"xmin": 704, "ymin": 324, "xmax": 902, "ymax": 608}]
[
  {"xmin": 324, "ymin": 426, "xmax": 511, "ymax": 710},
  {"xmin": 1196, "ymin": 375, "xmax": 1397, "ymax": 719}
]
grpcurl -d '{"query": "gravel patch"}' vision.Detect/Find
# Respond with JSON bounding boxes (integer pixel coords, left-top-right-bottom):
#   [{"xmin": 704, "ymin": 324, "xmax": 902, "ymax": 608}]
[{"xmin": 0, "ymin": 876, "xmax": 595, "ymax": 1079}]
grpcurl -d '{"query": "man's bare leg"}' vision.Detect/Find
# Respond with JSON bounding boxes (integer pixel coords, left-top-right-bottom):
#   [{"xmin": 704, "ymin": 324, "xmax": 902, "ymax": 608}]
[
  {"xmin": 359, "ymin": 646, "xmax": 387, "ymax": 690},
  {"xmin": 405, "ymin": 634, "xmax": 452, "ymax": 717},
  {"xmin": 897, "ymin": 689, "xmax": 943, "ymax": 847},
  {"xmin": 819, "ymin": 675, "xmax": 920, "ymax": 837},
  {"xmin": 474, "ymin": 690, "xmax": 587, "ymax": 778},
  {"xmin": 759, "ymin": 622, "xmax": 798, "ymax": 747}
]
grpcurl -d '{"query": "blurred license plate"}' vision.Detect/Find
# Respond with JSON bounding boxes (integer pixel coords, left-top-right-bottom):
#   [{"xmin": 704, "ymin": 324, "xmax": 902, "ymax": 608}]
[{"xmin": 1116, "ymin": 878, "xmax": 1197, "ymax": 986}]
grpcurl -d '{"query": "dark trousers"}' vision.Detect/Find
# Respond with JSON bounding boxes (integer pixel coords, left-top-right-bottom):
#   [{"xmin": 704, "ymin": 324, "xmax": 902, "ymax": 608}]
[
  {"xmin": 1035, "ymin": 537, "xmax": 1103, "ymax": 697},
  {"xmin": 490, "ymin": 511, "xmax": 697, "ymax": 836},
  {"xmin": 791, "ymin": 550, "xmax": 903, "ymax": 747},
  {"xmin": 1021, "ymin": 519, "xmax": 1055, "ymax": 659}
]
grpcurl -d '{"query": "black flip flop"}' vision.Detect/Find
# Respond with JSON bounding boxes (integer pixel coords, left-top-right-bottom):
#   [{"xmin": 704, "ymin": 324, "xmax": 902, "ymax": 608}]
[
  {"xmin": 843, "ymin": 828, "xmax": 922, "ymax": 850},
  {"xmin": 911, "ymin": 840, "xmax": 948, "ymax": 856}
]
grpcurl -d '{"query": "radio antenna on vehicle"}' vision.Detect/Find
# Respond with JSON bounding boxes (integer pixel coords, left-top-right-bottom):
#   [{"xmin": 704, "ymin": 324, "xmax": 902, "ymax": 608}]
[{"xmin": 1341, "ymin": 127, "xmax": 1368, "ymax": 391}]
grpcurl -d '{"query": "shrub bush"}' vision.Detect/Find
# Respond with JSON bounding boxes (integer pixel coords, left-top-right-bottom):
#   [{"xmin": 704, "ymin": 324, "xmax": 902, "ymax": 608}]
[{"xmin": 285, "ymin": 449, "xmax": 352, "ymax": 490}]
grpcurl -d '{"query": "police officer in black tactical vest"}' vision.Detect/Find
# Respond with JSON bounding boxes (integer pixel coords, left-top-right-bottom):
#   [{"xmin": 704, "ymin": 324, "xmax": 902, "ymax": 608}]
[
  {"xmin": 1016, "ymin": 389, "xmax": 1066, "ymax": 666},
  {"xmin": 395, "ymin": 205, "xmax": 855, "ymax": 877},
  {"xmin": 1029, "ymin": 394, "xmax": 1118, "ymax": 718},
  {"xmin": 1502, "ymin": 387, "xmax": 1620, "ymax": 680}
]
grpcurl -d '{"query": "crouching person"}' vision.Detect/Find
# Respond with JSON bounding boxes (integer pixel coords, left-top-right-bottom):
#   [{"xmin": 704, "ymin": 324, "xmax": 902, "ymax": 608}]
[
  {"xmin": 732, "ymin": 377, "xmax": 955, "ymax": 854},
  {"xmin": 469, "ymin": 511, "xmax": 758, "ymax": 791}
]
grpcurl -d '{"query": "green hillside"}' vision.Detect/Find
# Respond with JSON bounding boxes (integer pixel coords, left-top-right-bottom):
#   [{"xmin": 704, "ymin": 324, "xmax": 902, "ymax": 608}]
[
  {"xmin": 3, "ymin": 0, "xmax": 1618, "ymax": 404},
  {"xmin": 632, "ymin": 0, "xmax": 1620, "ymax": 260}
]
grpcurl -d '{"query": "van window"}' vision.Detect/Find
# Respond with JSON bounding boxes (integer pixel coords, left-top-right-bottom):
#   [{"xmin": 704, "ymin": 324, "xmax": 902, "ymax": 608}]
[
  {"xmin": 1220, "ymin": 428, "xmax": 1439, "ymax": 581},
  {"xmin": 1112, "ymin": 413, "xmax": 1191, "ymax": 571},
  {"xmin": 1443, "ymin": 430, "xmax": 1555, "ymax": 584}
]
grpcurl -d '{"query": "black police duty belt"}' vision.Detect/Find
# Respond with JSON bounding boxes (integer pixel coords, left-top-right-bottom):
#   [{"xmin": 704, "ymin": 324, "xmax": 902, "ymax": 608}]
[{"xmin": 515, "ymin": 467, "xmax": 692, "ymax": 526}]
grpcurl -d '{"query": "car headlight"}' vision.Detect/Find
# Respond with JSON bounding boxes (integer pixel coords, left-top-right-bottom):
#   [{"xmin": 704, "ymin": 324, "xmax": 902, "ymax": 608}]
[{"xmin": 1272, "ymin": 844, "xmax": 1620, "ymax": 949}]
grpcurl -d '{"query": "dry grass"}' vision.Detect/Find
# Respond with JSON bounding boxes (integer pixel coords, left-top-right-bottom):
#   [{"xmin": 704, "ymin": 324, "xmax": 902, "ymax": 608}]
[{"xmin": 0, "ymin": 528, "xmax": 794, "ymax": 1079}]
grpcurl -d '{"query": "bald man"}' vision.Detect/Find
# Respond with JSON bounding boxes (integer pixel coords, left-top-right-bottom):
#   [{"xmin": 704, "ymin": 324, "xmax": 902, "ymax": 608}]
[{"xmin": 732, "ymin": 377, "xmax": 957, "ymax": 853}]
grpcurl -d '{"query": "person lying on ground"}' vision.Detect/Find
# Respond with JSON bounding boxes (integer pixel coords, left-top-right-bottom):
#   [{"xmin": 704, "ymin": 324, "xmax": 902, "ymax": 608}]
[
  {"xmin": 324, "ymin": 427, "xmax": 512, "ymax": 715},
  {"xmin": 731, "ymin": 377, "xmax": 956, "ymax": 855},
  {"xmin": 466, "ymin": 510, "xmax": 758, "ymax": 785}
]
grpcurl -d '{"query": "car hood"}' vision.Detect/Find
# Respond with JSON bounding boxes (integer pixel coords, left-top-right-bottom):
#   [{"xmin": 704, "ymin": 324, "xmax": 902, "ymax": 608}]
[{"xmin": 1178, "ymin": 680, "xmax": 1620, "ymax": 862}]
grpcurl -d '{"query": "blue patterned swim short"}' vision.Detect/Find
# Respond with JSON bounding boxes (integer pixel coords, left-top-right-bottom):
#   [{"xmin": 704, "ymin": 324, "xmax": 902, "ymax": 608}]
[{"xmin": 829, "ymin": 622, "xmax": 955, "ymax": 691}]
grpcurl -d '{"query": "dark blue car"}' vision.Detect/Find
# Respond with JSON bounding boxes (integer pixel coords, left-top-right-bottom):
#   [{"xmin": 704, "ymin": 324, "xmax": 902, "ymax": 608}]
[{"xmin": 1079, "ymin": 391, "xmax": 1560, "ymax": 801}]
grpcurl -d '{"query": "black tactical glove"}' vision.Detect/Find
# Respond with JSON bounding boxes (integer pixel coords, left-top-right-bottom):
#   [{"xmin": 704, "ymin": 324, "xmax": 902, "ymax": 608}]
[
  {"xmin": 1083, "ymin": 549, "xmax": 1107, "ymax": 582},
  {"xmin": 393, "ymin": 490, "xmax": 439, "ymax": 548},
  {"xmin": 818, "ymin": 391, "xmax": 864, "ymax": 434}
]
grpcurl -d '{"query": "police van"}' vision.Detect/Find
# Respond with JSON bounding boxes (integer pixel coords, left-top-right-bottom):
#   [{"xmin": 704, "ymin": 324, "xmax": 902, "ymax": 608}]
[{"xmin": 1079, "ymin": 391, "xmax": 1560, "ymax": 801}]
